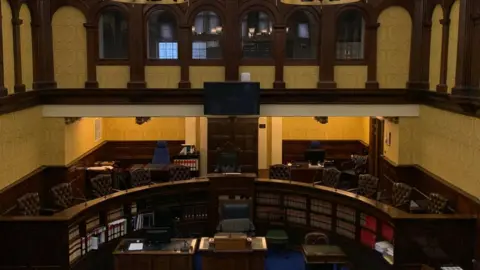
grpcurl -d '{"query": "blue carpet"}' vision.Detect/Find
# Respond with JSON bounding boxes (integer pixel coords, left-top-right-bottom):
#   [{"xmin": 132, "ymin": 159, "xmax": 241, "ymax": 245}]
[{"xmin": 194, "ymin": 250, "xmax": 344, "ymax": 270}]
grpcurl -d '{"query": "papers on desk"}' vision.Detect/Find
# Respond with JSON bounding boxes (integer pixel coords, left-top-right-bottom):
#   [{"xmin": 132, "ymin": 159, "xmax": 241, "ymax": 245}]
[
  {"xmin": 128, "ymin": 243, "xmax": 144, "ymax": 251},
  {"xmin": 224, "ymin": 172, "xmax": 241, "ymax": 175},
  {"xmin": 440, "ymin": 267, "xmax": 463, "ymax": 270},
  {"xmin": 375, "ymin": 241, "xmax": 394, "ymax": 265},
  {"xmin": 87, "ymin": 166, "xmax": 113, "ymax": 171}
]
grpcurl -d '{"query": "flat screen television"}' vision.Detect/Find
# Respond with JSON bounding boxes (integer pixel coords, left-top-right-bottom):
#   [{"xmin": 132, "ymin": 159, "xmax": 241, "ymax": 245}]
[{"xmin": 204, "ymin": 82, "xmax": 260, "ymax": 116}]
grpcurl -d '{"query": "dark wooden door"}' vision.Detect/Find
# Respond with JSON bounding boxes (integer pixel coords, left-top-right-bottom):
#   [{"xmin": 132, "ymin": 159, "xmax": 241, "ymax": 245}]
[
  {"xmin": 369, "ymin": 117, "xmax": 384, "ymax": 177},
  {"xmin": 207, "ymin": 117, "xmax": 258, "ymax": 173}
]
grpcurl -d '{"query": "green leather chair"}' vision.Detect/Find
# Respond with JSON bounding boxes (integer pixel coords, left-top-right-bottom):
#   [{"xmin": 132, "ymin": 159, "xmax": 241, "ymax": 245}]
[{"xmin": 266, "ymin": 229, "xmax": 289, "ymax": 254}]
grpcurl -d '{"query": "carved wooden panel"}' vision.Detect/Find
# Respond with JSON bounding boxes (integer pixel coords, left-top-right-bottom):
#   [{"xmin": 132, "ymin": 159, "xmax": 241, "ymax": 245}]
[{"xmin": 207, "ymin": 117, "xmax": 258, "ymax": 173}]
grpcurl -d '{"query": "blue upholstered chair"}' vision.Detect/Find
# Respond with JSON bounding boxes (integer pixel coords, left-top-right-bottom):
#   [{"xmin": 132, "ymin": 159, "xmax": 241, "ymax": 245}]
[
  {"xmin": 152, "ymin": 141, "xmax": 170, "ymax": 165},
  {"xmin": 310, "ymin": 140, "xmax": 321, "ymax": 149}
]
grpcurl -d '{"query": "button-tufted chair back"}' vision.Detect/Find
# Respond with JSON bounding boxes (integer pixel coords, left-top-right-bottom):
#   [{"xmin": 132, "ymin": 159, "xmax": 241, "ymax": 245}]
[
  {"xmin": 392, "ymin": 182, "xmax": 412, "ymax": 207},
  {"xmin": 322, "ymin": 167, "xmax": 341, "ymax": 188},
  {"xmin": 90, "ymin": 174, "xmax": 113, "ymax": 197},
  {"xmin": 305, "ymin": 232, "xmax": 329, "ymax": 245},
  {"xmin": 427, "ymin": 193, "xmax": 448, "ymax": 214},
  {"xmin": 269, "ymin": 164, "xmax": 291, "ymax": 180},
  {"xmin": 357, "ymin": 174, "xmax": 379, "ymax": 198},
  {"xmin": 130, "ymin": 168, "xmax": 152, "ymax": 187},
  {"xmin": 17, "ymin": 192, "xmax": 41, "ymax": 216},
  {"xmin": 51, "ymin": 183, "xmax": 75, "ymax": 209},
  {"xmin": 169, "ymin": 165, "xmax": 191, "ymax": 181},
  {"xmin": 352, "ymin": 155, "xmax": 368, "ymax": 174}
]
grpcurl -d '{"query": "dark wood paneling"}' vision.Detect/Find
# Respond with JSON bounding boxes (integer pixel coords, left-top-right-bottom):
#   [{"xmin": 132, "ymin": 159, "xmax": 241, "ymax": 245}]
[
  {"xmin": 0, "ymin": 140, "xmax": 184, "ymax": 214},
  {"xmin": 379, "ymin": 156, "xmax": 480, "ymax": 215},
  {"xmin": 207, "ymin": 118, "xmax": 258, "ymax": 172},
  {"xmin": 3, "ymin": 88, "xmax": 480, "ymax": 119},
  {"xmin": 101, "ymin": 140, "xmax": 184, "ymax": 165},
  {"xmin": 282, "ymin": 140, "xmax": 368, "ymax": 164}
]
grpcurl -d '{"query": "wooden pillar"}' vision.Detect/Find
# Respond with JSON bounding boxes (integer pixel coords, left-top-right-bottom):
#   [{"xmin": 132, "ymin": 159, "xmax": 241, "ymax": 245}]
[
  {"xmin": 436, "ymin": 16, "xmax": 450, "ymax": 93},
  {"xmin": 469, "ymin": 16, "xmax": 480, "ymax": 90},
  {"xmin": 12, "ymin": 15, "xmax": 25, "ymax": 93},
  {"xmin": 127, "ymin": 4, "xmax": 146, "ymax": 89},
  {"xmin": 224, "ymin": 0, "xmax": 239, "ymax": 81},
  {"xmin": 317, "ymin": 6, "xmax": 336, "ymax": 89},
  {"xmin": 407, "ymin": 0, "xmax": 430, "ymax": 90},
  {"xmin": 84, "ymin": 23, "xmax": 98, "ymax": 88},
  {"xmin": 452, "ymin": 0, "xmax": 476, "ymax": 95},
  {"xmin": 178, "ymin": 24, "xmax": 191, "ymax": 88},
  {"xmin": 32, "ymin": 0, "xmax": 56, "ymax": 89},
  {"xmin": 365, "ymin": 23, "xmax": 379, "ymax": 89},
  {"xmin": 0, "ymin": 0, "xmax": 7, "ymax": 96},
  {"xmin": 273, "ymin": 25, "xmax": 286, "ymax": 89}
]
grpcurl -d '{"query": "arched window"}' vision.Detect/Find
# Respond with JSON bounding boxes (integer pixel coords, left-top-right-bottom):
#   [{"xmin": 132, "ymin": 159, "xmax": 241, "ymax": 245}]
[
  {"xmin": 241, "ymin": 11, "xmax": 273, "ymax": 58},
  {"xmin": 147, "ymin": 10, "xmax": 178, "ymax": 59},
  {"xmin": 192, "ymin": 11, "xmax": 222, "ymax": 59},
  {"xmin": 98, "ymin": 9, "xmax": 128, "ymax": 59},
  {"xmin": 286, "ymin": 10, "xmax": 318, "ymax": 59},
  {"xmin": 336, "ymin": 10, "xmax": 365, "ymax": 60}
]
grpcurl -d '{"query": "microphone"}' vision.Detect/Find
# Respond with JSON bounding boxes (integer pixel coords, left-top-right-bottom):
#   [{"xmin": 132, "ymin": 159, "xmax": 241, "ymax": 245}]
[{"xmin": 75, "ymin": 187, "xmax": 88, "ymax": 207}]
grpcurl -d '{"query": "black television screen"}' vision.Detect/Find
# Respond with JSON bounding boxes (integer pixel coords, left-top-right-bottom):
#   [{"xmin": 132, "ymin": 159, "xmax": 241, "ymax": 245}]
[{"xmin": 204, "ymin": 82, "xmax": 260, "ymax": 116}]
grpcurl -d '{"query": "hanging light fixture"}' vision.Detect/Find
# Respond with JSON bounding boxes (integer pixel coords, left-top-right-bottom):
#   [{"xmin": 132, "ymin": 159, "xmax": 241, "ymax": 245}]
[
  {"xmin": 280, "ymin": 0, "xmax": 363, "ymax": 5},
  {"xmin": 113, "ymin": 0, "xmax": 187, "ymax": 4}
]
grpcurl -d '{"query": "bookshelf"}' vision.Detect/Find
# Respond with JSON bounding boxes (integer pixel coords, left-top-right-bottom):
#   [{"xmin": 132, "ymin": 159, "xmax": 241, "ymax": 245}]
[
  {"xmin": 310, "ymin": 213, "xmax": 332, "ymax": 231},
  {"xmin": 286, "ymin": 209, "xmax": 307, "ymax": 225},
  {"xmin": 284, "ymin": 195, "xmax": 307, "ymax": 210},
  {"xmin": 83, "ymin": 215, "xmax": 106, "ymax": 253},
  {"xmin": 256, "ymin": 192, "xmax": 284, "ymax": 223},
  {"xmin": 336, "ymin": 205, "xmax": 356, "ymax": 239},
  {"xmin": 183, "ymin": 204, "xmax": 208, "ymax": 221},
  {"xmin": 360, "ymin": 213, "xmax": 377, "ymax": 248},
  {"xmin": 107, "ymin": 207, "xmax": 127, "ymax": 241},
  {"xmin": 68, "ymin": 224, "xmax": 82, "ymax": 265},
  {"xmin": 311, "ymin": 199, "xmax": 332, "ymax": 215}
]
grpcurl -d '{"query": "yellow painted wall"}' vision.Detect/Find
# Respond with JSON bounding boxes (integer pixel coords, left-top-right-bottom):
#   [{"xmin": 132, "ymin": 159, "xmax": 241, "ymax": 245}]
[
  {"xmin": 447, "ymin": 0, "xmax": 460, "ymax": 92},
  {"xmin": 64, "ymin": 118, "xmax": 103, "ymax": 165},
  {"xmin": 334, "ymin": 66, "xmax": 368, "ymax": 89},
  {"xmin": 0, "ymin": 107, "xmax": 43, "ymax": 189},
  {"xmin": 282, "ymin": 117, "xmax": 369, "ymax": 142},
  {"xmin": 2, "ymin": 0, "xmax": 14, "ymax": 94},
  {"xmin": 283, "ymin": 66, "xmax": 318, "ymax": 88},
  {"xmin": 377, "ymin": 7, "xmax": 412, "ymax": 88},
  {"xmin": 189, "ymin": 66, "xmax": 224, "ymax": 88},
  {"xmin": 52, "ymin": 6, "xmax": 87, "ymax": 88},
  {"xmin": 239, "ymin": 66, "xmax": 274, "ymax": 89},
  {"xmin": 103, "ymin": 117, "xmax": 185, "ymax": 140},
  {"xmin": 146, "ymin": 66, "xmax": 181, "ymax": 88},
  {"xmin": 97, "ymin": 66, "xmax": 129, "ymax": 88},
  {"xmin": 19, "ymin": 4, "xmax": 33, "ymax": 90},
  {"xmin": 429, "ymin": 5, "xmax": 443, "ymax": 91},
  {"xmin": 409, "ymin": 106, "xmax": 480, "ymax": 197}
]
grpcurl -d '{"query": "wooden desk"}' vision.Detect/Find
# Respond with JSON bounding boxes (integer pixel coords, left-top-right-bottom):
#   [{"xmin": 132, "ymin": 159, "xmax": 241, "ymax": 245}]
[
  {"xmin": 290, "ymin": 164, "xmax": 323, "ymax": 183},
  {"xmin": 113, "ymin": 238, "xmax": 197, "ymax": 270},
  {"xmin": 198, "ymin": 237, "xmax": 267, "ymax": 270},
  {"xmin": 302, "ymin": 245, "xmax": 348, "ymax": 270}
]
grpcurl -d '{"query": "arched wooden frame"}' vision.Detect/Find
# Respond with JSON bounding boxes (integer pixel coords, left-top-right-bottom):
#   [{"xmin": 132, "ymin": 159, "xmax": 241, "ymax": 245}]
[
  {"xmin": 284, "ymin": 8, "xmax": 321, "ymax": 64},
  {"xmin": 93, "ymin": 4, "xmax": 130, "ymax": 64},
  {"xmin": 144, "ymin": 6, "xmax": 181, "ymax": 65},
  {"xmin": 50, "ymin": 0, "xmax": 89, "ymax": 20},
  {"xmin": 188, "ymin": 7, "xmax": 225, "ymax": 65},
  {"xmin": 239, "ymin": 8, "xmax": 275, "ymax": 61},
  {"xmin": 335, "ymin": 7, "xmax": 367, "ymax": 63}
]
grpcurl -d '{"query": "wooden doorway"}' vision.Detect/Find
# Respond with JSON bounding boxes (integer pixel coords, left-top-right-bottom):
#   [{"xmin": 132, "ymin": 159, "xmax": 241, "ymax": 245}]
[
  {"xmin": 368, "ymin": 117, "xmax": 384, "ymax": 177},
  {"xmin": 207, "ymin": 117, "xmax": 259, "ymax": 173}
]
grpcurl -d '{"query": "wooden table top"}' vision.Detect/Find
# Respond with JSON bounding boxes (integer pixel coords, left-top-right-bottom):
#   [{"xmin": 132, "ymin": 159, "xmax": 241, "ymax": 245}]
[
  {"xmin": 302, "ymin": 244, "xmax": 348, "ymax": 264},
  {"xmin": 113, "ymin": 238, "xmax": 198, "ymax": 255},
  {"xmin": 198, "ymin": 237, "xmax": 267, "ymax": 252}
]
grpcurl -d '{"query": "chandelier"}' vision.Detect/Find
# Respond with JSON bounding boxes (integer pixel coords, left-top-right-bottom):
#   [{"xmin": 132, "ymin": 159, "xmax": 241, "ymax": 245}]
[
  {"xmin": 112, "ymin": 0, "xmax": 187, "ymax": 4},
  {"xmin": 280, "ymin": 0, "xmax": 362, "ymax": 5}
]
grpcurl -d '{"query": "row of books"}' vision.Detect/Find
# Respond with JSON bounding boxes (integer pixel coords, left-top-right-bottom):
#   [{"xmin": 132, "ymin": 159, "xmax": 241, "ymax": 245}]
[
  {"xmin": 107, "ymin": 219, "xmax": 127, "ymax": 241},
  {"xmin": 173, "ymin": 159, "xmax": 199, "ymax": 171},
  {"xmin": 337, "ymin": 205, "xmax": 356, "ymax": 223},
  {"xmin": 311, "ymin": 199, "xmax": 332, "ymax": 215},
  {"xmin": 286, "ymin": 209, "xmax": 307, "ymax": 225},
  {"xmin": 284, "ymin": 195, "xmax": 307, "ymax": 210}
]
